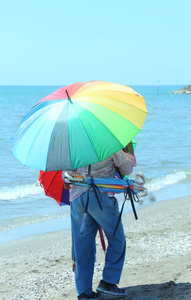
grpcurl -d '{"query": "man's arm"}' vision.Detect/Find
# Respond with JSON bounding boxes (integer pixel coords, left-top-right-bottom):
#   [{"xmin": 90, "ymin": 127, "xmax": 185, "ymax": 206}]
[{"xmin": 113, "ymin": 150, "xmax": 135, "ymax": 176}]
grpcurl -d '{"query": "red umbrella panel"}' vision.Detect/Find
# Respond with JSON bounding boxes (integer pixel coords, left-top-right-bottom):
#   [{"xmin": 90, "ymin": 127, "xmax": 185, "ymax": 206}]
[{"xmin": 38, "ymin": 170, "xmax": 70, "ymax": 206}]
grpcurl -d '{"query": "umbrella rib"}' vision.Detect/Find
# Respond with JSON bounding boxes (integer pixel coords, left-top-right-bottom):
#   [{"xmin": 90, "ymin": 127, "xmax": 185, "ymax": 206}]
[
  {"xmin": 46, "ymin": 172, "xmax": 59, "ymax": 195},
  {"xmin": 74, "ymin": 85, "xmax": 144, "ymax": 101},
  {"xmin": 74, "ymin": 94, "xmax": 148, "ymax": 114},
  {"xmin": 16, "ymin": 102, "xmax": 62, "ymax": 169}
]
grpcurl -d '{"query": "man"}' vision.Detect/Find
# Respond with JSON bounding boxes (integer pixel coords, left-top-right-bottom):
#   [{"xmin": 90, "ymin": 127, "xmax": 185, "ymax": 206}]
[{"xmin": 64, "ymin": 150, "xmax": 135, "ymax": 300}]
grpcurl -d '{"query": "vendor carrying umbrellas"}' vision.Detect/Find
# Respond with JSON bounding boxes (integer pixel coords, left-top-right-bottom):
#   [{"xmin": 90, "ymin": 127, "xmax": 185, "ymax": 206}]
[
  {"xmin": 64, "ymin": 149, "xmax": 136, "ymax": 300},
  {"xmin": 12, "ymin": 81, "xmax": 148, "ymax": 300}
]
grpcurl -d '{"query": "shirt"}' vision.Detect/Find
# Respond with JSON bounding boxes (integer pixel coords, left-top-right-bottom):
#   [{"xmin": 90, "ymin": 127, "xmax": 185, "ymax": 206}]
[{"xmin": 63, "ymin": 150, "xmax": 135, "ymax": 202}]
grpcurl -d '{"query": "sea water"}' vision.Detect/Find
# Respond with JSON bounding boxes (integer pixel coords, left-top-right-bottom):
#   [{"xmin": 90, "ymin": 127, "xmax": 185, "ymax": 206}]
[{"xmin": 0, "ymin": 85, "xmax": 191, "ymax": 243}]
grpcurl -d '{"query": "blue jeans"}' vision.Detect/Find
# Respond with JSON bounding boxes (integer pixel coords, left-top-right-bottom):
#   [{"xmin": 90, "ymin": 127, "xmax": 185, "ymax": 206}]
[{"xmin": 70, "ymin": 190, "xmax": 126, "ymax": 296}]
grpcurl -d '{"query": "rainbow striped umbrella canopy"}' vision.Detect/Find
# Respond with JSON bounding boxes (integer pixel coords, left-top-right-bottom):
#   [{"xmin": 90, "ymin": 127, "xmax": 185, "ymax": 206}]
[{"xmin": 12, "ymin": 81, "xmax": 147, "ymax": 171}]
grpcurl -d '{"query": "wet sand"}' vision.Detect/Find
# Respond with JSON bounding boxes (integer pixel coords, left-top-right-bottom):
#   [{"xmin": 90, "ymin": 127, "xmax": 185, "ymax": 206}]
[{"xmin": 0, "ymin": 196, "xmax": 191, "ymax": 299}]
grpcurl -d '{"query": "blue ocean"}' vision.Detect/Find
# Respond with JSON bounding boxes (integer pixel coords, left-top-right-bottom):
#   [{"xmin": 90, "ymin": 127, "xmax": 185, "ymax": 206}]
[{"xmin": 1, "ymin": 85, "xmax": 191, "ymax": 244}]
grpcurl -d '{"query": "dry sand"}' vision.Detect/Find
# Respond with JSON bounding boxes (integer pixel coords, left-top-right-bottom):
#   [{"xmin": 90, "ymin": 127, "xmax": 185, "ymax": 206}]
[{"xmin": 0, "ymin": 196, "xmax": 191, "ymax": 300}]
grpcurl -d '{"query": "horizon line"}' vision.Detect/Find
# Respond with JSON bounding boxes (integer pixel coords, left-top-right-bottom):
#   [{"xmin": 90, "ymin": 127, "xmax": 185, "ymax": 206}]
[{"xmin": 0, "ymin": 83, "xmax": 188, "ymax": 87}]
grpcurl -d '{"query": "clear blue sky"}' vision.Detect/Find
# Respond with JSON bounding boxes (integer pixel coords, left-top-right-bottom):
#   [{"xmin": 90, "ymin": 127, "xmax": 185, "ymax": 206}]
[{"xmin": 1, "ymin": 0, "xmax": 191, "ymax": 86}]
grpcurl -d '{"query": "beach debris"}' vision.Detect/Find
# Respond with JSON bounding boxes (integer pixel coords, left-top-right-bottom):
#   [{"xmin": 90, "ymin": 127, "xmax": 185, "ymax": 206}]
[{"xmin": 149, "ymin": 193, "xmax": 156, "ymax": 202}]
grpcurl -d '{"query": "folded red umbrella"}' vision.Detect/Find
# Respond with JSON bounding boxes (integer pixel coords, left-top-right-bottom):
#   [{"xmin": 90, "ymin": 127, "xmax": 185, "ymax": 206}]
[{"xmin": 38, "ymin": 170, "xmax": 70, "ymax": 206}]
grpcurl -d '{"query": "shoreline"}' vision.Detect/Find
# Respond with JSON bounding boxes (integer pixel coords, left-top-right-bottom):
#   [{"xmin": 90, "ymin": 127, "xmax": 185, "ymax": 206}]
[
  {"xmin": 1, "ymin": 195, "xmax": 191, "ymax": 299},
  {"xmin": 1, "ymin": 178, "xmax": 191, "ymax": 246}
]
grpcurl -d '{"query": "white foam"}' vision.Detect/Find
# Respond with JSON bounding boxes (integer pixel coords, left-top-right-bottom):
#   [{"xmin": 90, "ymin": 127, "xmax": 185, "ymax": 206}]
[
  {"xmin": 146, "ymin": 171, "xmax": 188, "ymax": 192},
  {"xmin": 0, "ymin": 184, "xmax": 44, "ymax": 201}
]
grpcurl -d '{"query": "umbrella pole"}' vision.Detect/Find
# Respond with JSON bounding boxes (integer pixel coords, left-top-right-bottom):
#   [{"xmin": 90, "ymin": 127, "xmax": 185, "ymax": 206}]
[{"xmin": 65, "ymin": 89, "xmax": 73, "ymax": 104}]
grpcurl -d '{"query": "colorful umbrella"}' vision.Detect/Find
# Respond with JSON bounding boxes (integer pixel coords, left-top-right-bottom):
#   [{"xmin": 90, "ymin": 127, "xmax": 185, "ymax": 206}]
[{"xmin": 12, "ymin": 81, "xmax": 147, "ymax": 171}]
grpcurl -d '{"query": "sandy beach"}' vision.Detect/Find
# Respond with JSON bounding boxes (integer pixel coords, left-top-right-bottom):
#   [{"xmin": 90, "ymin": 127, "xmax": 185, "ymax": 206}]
[{"xmin": 0, "ymin": 195, "xmax": 191, "ymax": 300}]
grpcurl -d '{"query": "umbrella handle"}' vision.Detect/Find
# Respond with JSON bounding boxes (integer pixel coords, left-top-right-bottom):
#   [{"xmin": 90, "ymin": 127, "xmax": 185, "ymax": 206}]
[
  {"xmin": 134, "ymin": 174, "xmax": 146, "ymax": 186},
  {"xmin": 64, "ymin": 183, "xmax": 71, "ymax": 190},
  {"xmin": 64, "ymin": 171, "xmax": 84, "ymax": 183}
]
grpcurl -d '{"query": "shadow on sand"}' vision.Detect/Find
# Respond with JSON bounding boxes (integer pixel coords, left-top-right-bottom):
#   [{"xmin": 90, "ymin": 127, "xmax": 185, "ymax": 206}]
[{"xmin": 102, "ymin": 281, "xmax": 191, "ymax": 299}]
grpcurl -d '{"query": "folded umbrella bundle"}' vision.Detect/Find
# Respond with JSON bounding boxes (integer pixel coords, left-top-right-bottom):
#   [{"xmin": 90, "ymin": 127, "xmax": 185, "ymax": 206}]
[
  {"xmin": 64, "ymin": 171, "xmax": 147, "ymax": 196},
  {"xmin": 63, "ymin": 171, "xmax": 147, "ymax": 236}
]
